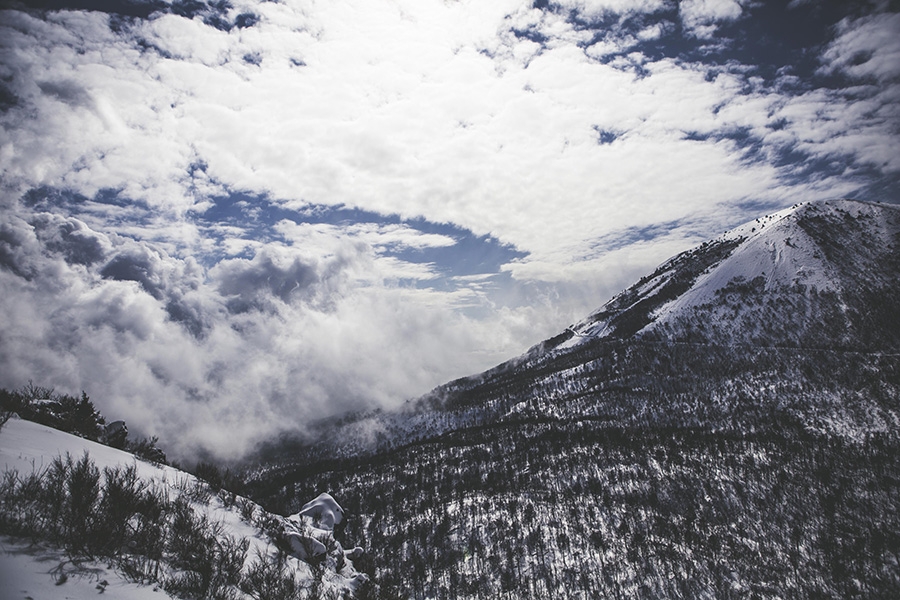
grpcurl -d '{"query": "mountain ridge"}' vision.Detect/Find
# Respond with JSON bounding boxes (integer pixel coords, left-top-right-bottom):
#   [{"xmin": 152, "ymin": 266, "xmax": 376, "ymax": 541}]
[
  {"xmin": 245, "ymin": 198, "xmax": 900, "ymax": 468},
  {"xmin": 414, "ymin": 199, "xmax": 899, "ymax": 414}
]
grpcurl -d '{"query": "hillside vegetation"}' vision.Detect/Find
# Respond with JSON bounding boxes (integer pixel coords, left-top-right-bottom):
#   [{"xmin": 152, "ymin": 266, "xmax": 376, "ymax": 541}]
[{"xmin": 0, "ymin": 416, "xmax": 375, "ymax": 599}]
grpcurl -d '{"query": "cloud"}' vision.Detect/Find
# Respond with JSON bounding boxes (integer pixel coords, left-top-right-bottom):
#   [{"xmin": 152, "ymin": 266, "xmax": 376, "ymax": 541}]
[
  {"xmin": 552, "ymin": 0, "xmax": 671, "ymax": 20},
  {"xmin": 0, "ymin": 0, "xmax": 898, "ymax": 460},
  {"xmin": 31, "ymin": 212, "xmax": 112, "ymax": 266},
  {"xmin": 4, "ymin": 0, "xmax": 885, "ymax": 268},
  {"xmin": 0, "ymin": 215, "xmax": 44, "ymax": 280},
  {"xmin": 212, "ymin": 244, "xmax": 346, "ymax": 312},
  {"xmin": 819, "ymin": 11, "xmax": 900, "ymax": 82},
  {"xmin": 751, "ymin": 12, "xmax": 900, "ymax": 178},
  {"xmin": 347, "ymin": 223, "xmax": 457, "ymax": 251},
  {"xmin": 0, "ymin": 207, "xmax": 573, "ymax": 460},
  {"xmin": 679, "ymin": 0, "xmax": 745, "ymax": 38}
]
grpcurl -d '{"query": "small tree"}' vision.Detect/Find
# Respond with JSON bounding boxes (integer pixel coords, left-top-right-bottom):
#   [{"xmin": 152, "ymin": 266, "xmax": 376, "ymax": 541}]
[{"xmin": 59, "ymin": 392, "xmax": 105, "ymax": 440}]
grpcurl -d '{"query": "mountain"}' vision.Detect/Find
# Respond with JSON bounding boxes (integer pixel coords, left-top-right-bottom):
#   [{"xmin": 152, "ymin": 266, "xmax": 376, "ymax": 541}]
[
  {"xmin": 560, "ymin": 198, "xmax": 899, "ymax": 350},
  {"xmin": 0, "ymin": 417, "xmax": 376, "ymax": 599},
  {"xmin": 245, "ymin": 199, "xmax": 900, "ymax": 599}
]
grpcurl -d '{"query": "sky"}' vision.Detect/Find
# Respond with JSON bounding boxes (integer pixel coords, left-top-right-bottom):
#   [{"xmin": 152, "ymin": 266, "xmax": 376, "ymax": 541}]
[{"xmin": 1, "ymin": 0, "xmax": 898, "ymax": 461}]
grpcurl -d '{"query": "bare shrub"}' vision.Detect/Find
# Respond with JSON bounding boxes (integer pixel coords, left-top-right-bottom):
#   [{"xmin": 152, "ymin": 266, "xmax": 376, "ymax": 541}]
[
  {"xmin": 240, "ymin": 548, "xmax": 303, "ymax": 600},
  {"xmin": 238, "ymin": 497, "xmax": 257, "ymax": 523}
]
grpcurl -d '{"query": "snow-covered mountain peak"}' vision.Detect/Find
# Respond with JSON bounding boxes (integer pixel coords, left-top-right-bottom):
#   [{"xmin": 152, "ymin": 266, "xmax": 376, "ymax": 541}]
[
  {"xmin": 719, "ymin": 202, "xmax": 801, "ymax": 242},
  {"xmin": 560, "ymin": 199, "xmax": 900, "ymax": 351},
  {"xmin": 655, "ymin": 204, "xmax": 838, "ymax": 318}
]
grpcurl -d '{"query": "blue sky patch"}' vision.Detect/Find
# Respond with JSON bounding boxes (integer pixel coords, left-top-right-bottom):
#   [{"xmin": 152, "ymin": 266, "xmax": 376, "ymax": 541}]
[{"xmin": 192, "ymin": 193, "xmax": 527, "ymax": 281}]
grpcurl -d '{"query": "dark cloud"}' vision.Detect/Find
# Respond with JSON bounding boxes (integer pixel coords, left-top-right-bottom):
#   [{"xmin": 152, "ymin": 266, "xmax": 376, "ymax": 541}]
[
  {"xmin": 163, "ymin": 297, "xmax": 207, "ymax": 338},
  {"xmin": 5, "ymin": 0, "xmax": 166, "ymax": 19},
  {"xmin": 21, "ymin": 187, "xmax": 88, "ymax": 210},
  {"xmin": 31, "ymin": 213, "xmax": 109, "ymax": 266},
  {"xmin": 214, "ymin": 249, "xmax": 329, "ymax": 312},
  {"xmin": 101, "ymin": 247, "xmax": 168, "ymax": 299},
  {"xmin": 37, "ymin": 80, "xmax": 94, "ymax": 109},
  {"xmin": 97, "ymin": 241, "xmax": 212, "ymax": 336},
  {"xmin": 0, "ymin": 81, "xmax": 18, "ymax": 112},
  {"xmin": 232, "ymin": 11, "xmax": 257, "ymax": 29},
  {"xmin": 0, "ymin": 216, "xmax": 40, "ymax": 280},
  {"xmin": 3, "ymin": 0, "xmax": 260, "ymax": 31}
]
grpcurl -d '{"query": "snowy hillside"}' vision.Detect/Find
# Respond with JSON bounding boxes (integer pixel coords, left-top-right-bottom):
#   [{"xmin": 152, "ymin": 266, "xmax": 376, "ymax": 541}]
[{"xmin": 0, "ymin": 417, "xmax": 373, "ymax": 599}]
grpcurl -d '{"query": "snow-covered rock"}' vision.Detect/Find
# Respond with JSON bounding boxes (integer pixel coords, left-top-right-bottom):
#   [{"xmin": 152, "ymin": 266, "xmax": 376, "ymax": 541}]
[
  {"xmin": 296, "ymin": 492, "xmax": 344, "ymax": 530},
  {"xmin": 284, "ymin": 531, "xmax": 327, "ymax": 560}
]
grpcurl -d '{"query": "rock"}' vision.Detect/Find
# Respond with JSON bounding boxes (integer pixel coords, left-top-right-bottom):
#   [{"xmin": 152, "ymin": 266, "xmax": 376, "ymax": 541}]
[
  {"xmin": 284, "ymin": 532, "xmax": 327, "ymax": 561},
  {"xmin": 102, "ymin": 420, "xmax": 128, "ymax": 448},
  {"xmin": 345, "ymin": 546, "xmax": 365, "ymax": 561},
  {"xmin": 295, "ymin": 492, "xmax": 344, "ymax": 530}
]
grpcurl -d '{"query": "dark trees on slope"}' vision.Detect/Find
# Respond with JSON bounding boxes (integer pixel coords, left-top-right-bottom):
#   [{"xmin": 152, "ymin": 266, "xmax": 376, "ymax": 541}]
[
  {"xmin": 245, "ymin": 340, "xmax": 900, "ymax": 599},
  {"xmin": 0, "ymin": 384, "xmax": 104, "ymax": 440}
]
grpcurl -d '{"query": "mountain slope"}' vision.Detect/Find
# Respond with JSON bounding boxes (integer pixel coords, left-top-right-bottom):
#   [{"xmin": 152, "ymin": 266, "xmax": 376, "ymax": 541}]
[
  {"xmin": 252, "ymin": 199, "xmax": 900, "ymax": 461},
  {"xmin": 246, "ymin": 199, "xmax": 900, "ymax": 599}
]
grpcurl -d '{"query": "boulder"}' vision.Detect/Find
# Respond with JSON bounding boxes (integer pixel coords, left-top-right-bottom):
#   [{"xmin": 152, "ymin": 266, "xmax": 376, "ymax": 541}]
[
  {"xmin": 295, "ymin": 492, "xmax": 344, "ymax": 530},
  {"xmin": 102, "ymin": 420, "xmax": 128, "ymax": 448},
  {"xmin": 284, "ymin": 532, "xmax": 327, "ymax": 561}
]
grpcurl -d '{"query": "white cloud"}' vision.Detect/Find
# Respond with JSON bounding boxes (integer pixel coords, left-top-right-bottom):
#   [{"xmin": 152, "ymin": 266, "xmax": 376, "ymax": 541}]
[
  {"xmin": 820, "ymin": 12, "xmax": 900, "ymax": 82},
  {"xmin": 1, "ymin": 1, "xmax": 795, "ymax": 270},
  {"xmin": 679, "ymin": 0, "xmax": 745, "ymax": 38},
  {"xmin": 2, "ymin": 0, "xmax": 884, "ymax": 274},
  {"xmin": 0, "ymin": 0, "xmax": 897, "ymax": 460},
  {"xmin": 553, "ymin": 0, "xmax": 671, "ymax": 19},
  {"xmin": 0, "ymin": 209, "xmax": 564, "ymax": 459},
  {"xmin": 760, "ymin": 13, "xmax": 900, "ymax": 178},
  {"xmin": 637, "ymin": 22, "xmax": 667, "ymax": 40},
  {"xmin": 271, "ymin": 220, "xmax": 451, "ymax": 282}
]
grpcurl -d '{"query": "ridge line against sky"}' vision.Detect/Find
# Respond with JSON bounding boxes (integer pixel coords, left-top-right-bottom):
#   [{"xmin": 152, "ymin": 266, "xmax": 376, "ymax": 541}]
[{"xmin": 1, "ymin": 0, "xmax": 898, "ymax": 460}]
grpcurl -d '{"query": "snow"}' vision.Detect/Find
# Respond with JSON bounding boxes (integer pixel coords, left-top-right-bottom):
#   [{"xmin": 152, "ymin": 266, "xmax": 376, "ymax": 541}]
[
  {"xmin": 556, "ymin": 200, "xmax": 892, "ymax": 350},
  {"xmin": 0, "ymin": 417, "xmax": 366, "ymax": 599},
  {"xmin": 0, "ymin": 417, "xmax": 272, "ymax": 568},
  {"xmin": 283, "ymin": 531, "xmax": 328, "ymax": 560},
  {"xmin": 0, "ymin": 535, "xmax": 166, "ymax": 600},
  {"xmin": 1, "ymin": 415, "xmax": 173, "ymax": 485},
  {"xmin": 650, "ymin": 198, "xmax": 900, "ymax": 330},
  {"xmin": 651, "ymin": 204, "xmax": 840, "ymax": 323},
  {"xmin": 0, "ymin": 417, "xmax": 182, "ymax": 599}
]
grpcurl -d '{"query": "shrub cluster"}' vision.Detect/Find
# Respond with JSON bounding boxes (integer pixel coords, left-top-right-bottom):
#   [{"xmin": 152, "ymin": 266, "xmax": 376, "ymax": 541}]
[
  {"xmin": 0, "ymin": 383, "xmax": 104, "ymax": 440},
  {"xmin": 0, "ymin": 452, "xmax": 336, "ymax": 600},
  {"xmin": 194, "ymin": 460, "xmax": 246, "ymax": 496},
  {"xmin": 0, "ymin": 383, "xmax": 168, "ymax": 465}
]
